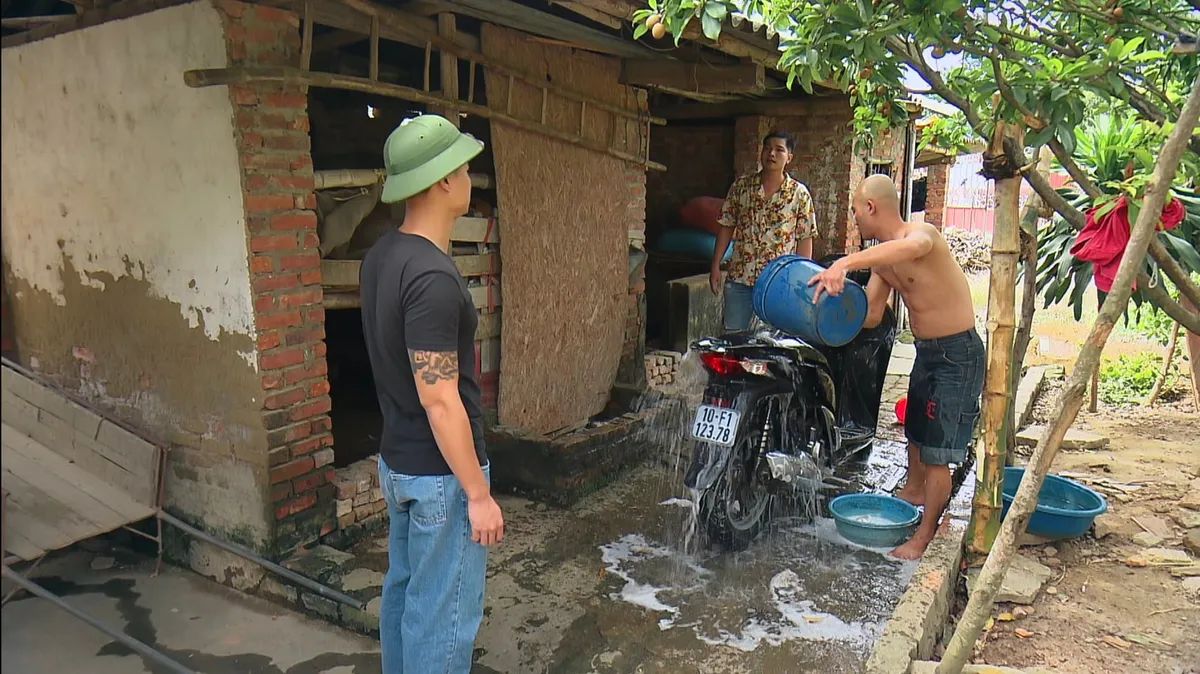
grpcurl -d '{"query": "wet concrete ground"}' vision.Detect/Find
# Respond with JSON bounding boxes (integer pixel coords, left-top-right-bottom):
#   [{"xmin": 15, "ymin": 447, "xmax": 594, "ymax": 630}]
[{"xmin": 1, "ymin": 343, "xmax": 934, "ymax": 673}]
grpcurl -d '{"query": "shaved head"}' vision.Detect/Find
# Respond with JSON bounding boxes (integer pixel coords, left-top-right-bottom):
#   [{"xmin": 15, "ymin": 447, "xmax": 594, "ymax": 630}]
[
  {"xmin": 858, "ymin": 174, "xmax": 900, "ymax": 211},
  {"xmin": 852, "ymin": 174, "xmax": 904, "ymax": 238}
]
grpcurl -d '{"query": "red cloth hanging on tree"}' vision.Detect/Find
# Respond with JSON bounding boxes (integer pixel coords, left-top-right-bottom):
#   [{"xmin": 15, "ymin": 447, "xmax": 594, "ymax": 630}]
[{"xmin": 1069, "ymin": 195, "xmax": 1185, "ymax": 293}]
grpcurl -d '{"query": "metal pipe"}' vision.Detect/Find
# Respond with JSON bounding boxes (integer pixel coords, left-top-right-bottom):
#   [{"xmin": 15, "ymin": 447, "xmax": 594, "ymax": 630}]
[
  {"xmin": 1, "ymin": 566, "xmax": 196, "ymax": 674},
  {"xmin": 157, "ymin": 511, "xmax": 365, "ymax": 610}
]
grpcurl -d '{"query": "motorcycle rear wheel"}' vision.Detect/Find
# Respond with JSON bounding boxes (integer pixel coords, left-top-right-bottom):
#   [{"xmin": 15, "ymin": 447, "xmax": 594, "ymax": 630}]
[{"xmin": 698, "ymin": 427, "xmax": 772, "ymax": 552}]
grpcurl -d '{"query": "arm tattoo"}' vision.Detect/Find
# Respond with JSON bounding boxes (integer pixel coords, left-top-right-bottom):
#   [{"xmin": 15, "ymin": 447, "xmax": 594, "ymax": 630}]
[{"xmin": 408, "ymin": 349, "xmax": 459, "ymax": 385}]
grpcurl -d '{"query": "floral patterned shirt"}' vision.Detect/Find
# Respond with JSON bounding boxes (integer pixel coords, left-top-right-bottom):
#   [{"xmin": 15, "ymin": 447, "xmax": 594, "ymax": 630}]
[{"xmin": 719, "ymin": 172, "xmax": 817, "ymax": 287}]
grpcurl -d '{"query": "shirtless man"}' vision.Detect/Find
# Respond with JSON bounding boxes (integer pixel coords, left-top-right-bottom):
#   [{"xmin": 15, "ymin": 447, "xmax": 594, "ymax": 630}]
[{"xmin": 809, "ymin": 175, "xmax": 984, "ymax": 559}]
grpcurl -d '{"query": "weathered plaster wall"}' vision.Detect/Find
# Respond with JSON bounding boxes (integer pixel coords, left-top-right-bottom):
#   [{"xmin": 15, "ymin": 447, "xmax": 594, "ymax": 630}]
[{"xmin": 0, "ymin": 2, "xmax": 272, "ymax": 545}]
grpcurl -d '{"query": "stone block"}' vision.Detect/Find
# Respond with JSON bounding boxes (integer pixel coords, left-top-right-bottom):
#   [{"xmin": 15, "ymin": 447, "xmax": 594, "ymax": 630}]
[
  {"xmin": 341, "ymin": 596, "xmax": 381, "ymax": 635},
  {"xmin": 300, "ymin": 592, "xmax": 339, "ymax": 620},
  {"xmin": 666, "ymin": 274, "xmax": 722, "ymax": 353},
  {"xmin": 336, "ymin": 499, "xmax": 353, "ymax": 517},
  {"xmin": 1016, "ymin": 425, "xmax": 1108, "ymax": 450},
  {"xmin": 353, "ymin": 491, "xmax": 372, "ymax": 507},
  {"xmin": 259, "ymin": 576, "xmax": 299, "ymax": 605},
  {"xmin": 283, "ymin": 545, "xmax": 355, "ymax": 585},
  {"xmin": 966, "ymin": 554, "xmax": 1053, "ymax": 605}
]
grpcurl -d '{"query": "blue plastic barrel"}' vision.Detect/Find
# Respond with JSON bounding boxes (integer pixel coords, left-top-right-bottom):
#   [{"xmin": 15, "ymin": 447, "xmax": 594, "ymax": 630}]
[
  {"xmin": 752, "ymin": 255, "xmax": 868, "ymax": 347},
  {"xmin": 655, "ymin": 228, "xmax": 733, "ymax": 264}
]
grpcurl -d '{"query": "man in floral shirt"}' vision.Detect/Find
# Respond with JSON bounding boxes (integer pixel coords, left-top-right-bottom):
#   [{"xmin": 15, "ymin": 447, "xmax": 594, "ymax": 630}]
[{"xmin": 709, "ymin": 130, "xmax": 817, "ymax": 331}]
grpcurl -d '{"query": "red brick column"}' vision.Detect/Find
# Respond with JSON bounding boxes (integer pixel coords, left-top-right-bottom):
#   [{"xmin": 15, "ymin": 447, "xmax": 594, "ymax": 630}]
[
  {"xmin": 617, "ymin": 163, "xmax": 648, "ymax": 388},
  {"xmin": 925, "ymin": 161, "xmax": 950, "ymax": 230},
  {"xmin": 219, "ymin": 0, "xmax": 335, "ymax": 553},
  {"xmin": 733, "ymin": 116, "xmax": 770, "ymax": 176}
]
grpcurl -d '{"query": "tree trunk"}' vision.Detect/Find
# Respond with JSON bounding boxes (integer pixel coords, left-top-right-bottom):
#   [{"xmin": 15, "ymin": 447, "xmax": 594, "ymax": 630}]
[
  {"xmin": 1185, "ymin": 297, "xmax": 1200, "ymax": 409},
  {"xmin": 967, "ymin": 123, "xmax": 1022, "ymax": 555},
  {"xmin": 936, "ymin": 73, "xmax": 1200, "ymax": 674},
  {"xmin": 1146, "ymin": 321, "xmax": 1181, "ymax": 406}
]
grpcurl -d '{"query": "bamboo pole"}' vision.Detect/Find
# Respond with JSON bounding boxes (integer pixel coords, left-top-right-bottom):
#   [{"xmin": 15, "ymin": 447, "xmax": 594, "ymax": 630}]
[
  {"xmin": 183, "ymin": 67, "xmax": 667, "ymax": 171},
  {"xmin": 937, "ymin": 73, "xmax": 1200, "ymax": 674},
  {"xmin": 313, "ymin": 169, "xmax": 493, "ymax": 190},
  {"xmin": 1146, "ymin": 321, "xmax": 1181, "ymax": 406},
  {"xmin": 967, "ymin": 121, "xmax": 1023, "ymax": 555},
  {"xmin": 1184, "ymin": 297, "xmax": 1200, "ymax": 409}
]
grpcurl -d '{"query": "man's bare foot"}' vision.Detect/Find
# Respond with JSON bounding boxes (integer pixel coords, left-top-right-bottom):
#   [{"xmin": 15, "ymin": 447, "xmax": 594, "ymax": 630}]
[
  {"xmin": 890, "ymin": 534, "xmax": 933, "ymax": 560},
  {"xmin": 896, "ymin": 483, "xmax": 925, "ymax": 506}
]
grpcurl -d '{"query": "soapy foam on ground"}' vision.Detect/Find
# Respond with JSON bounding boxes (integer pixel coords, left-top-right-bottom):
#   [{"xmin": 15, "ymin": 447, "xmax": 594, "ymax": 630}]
[{"xmin": 598, "ymin": 505, "xmax": 918, "ymax": 652}]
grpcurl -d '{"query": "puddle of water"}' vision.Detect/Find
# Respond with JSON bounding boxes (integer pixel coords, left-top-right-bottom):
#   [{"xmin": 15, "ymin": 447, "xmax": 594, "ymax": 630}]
[{"xmin": 598, "ymin": 506, "xmax": 919, "ymax": 655}]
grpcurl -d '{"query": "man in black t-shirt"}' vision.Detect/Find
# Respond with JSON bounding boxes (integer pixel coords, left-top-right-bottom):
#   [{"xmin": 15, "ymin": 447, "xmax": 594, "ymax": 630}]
[{"xmin": 360, "ymin": 114, "xmax": 502, "ymax": 673}]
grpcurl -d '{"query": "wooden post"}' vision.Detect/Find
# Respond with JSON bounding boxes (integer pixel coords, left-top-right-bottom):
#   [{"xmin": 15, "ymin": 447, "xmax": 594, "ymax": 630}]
[
  {"xmin": 967, "ymin": 121, "xmax": 1023, "ymax": 555},
  {"xmin": 938, "ymin": 73, "xmax": 1200, "ymax": 674},
  {"xmin": 369, "ymin": 16, "xmax": 380, "ymax": 81},
  {"xmin": 435, "ymin": 13, "xmax": 460, "ymax": 125},
  {"xmin": 301, "ymin": 1, "xmax": 314, "ymax": 71}
]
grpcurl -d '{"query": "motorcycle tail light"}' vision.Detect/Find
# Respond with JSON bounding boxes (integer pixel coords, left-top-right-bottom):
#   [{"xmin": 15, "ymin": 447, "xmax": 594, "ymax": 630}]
[{"xmin": 699, "ymin": 352, "xmax": 742, "ymax": 376}]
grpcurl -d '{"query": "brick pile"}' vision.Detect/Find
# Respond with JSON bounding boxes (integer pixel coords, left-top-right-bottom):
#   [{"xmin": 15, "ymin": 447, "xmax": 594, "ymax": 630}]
[
  {"xmin": 218, "ymin": 0, "xmax": 336, "ymax": 553},
  {"xmin": 333, "ymin": 456, "xmax": 387, "ymax": 531},
  {"xmin": 645, "ymin": 350, "xmax": 682, "ymax": 389}
]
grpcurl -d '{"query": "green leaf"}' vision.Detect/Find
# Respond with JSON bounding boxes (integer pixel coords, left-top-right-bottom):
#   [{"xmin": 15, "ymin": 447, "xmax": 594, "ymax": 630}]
[
  {"xmin": 634, "ymin": 23, "xmax": 649, "ymax": 39},
  {"xmin": 702, "ymin": 12, "xmax": 722, "ymax": 40},
  {"xmin": 704, "ymin": 1, "xmax": 728, "ymax": 21},
  {"xmin": 1161, "ymin": 231, "xmax": 1200, "ymax": 273},
  {"xmin": 1106, "ymin": 72, "xmax": 1126, "ymax": 96}
]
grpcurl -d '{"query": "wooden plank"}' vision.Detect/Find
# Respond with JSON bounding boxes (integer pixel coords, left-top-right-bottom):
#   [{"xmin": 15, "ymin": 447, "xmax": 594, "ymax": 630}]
[
  {"xmin": 620, "ymin": 60, "xmax": 765, "ymax": 94},
  {"xmin": 320, "ymin": 252, "xmax": 498, "ymax": 289},
  {"xmin": 477, "ymin": 336, "xmax": 501, "ymax": 374},
  {"xmin": 1, "ymin": 453, "xmax": 131, "ymax": 534},
  {"xmin": 2, "ymin": 424, "xmax": 157, "ymax": 516},
  {"xmin": 2, "ymin": 474, "xmax": 100, "ymax": 552},
  {"xmin": 1, "ymin": 391, "xmax": 41, "ymax": 439},
  {"xmin": 95, "ymin": 420, "xmax": 160, "ymax": 481},
  {"xmin": 0, "ymin": 504, "xmax": 61, "ymax": 557},
  {"xmin": 468, "ymin": 284, "xmax": 502, "ymax": 310},
  {"xmin": 476, "ymin": 310, "xmax": 501, "ymax": 340},
  {"xmin": 8, "ymin": 418, "xmax": 155, "ymax": 507},
  {"xmin": 3, "ymin": 524, "xmax": 45, "ymax": 562},
  {"xmin": 2, "ymin": 364, "xmax": 48, "ymax": 411},
  {"xmin": 453, "ymin": 216, "xmax": 500, "ymax": 243}
]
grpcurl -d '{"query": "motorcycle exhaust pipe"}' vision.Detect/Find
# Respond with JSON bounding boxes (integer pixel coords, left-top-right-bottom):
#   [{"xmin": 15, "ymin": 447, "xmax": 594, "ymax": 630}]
[{"xmin": 763, "ymin": 453, "xmax": 864, "ymax": 493}]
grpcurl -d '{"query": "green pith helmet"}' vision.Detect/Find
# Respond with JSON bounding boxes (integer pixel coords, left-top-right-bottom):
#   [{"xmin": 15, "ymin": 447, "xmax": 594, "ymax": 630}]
[{"xmin": 381, "ymin": 114, "xmax": 484, "ymax": 204}]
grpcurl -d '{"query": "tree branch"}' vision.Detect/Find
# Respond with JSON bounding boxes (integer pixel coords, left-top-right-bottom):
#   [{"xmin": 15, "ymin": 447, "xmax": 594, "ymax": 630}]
[
  {"xmin": 1140, "ymin": 270, "xmax": 1200, "ymax": 334},
  {"xmin": 1048, "ymin": 139, "xmax": 1102, "ymax": 199},
  {"xmin": 1149, "ymin": 238, "xmax": 1200, "ymax": 309}
]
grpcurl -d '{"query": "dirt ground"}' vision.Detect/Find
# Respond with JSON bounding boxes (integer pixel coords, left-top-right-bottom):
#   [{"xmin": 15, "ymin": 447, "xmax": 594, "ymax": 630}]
[{"xmin": 969, "ymin": 387, "xmax": 1200, "ymax": 674}]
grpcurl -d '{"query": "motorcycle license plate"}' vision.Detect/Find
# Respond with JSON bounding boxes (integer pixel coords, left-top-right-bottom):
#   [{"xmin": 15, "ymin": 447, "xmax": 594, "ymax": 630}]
[{"xmin": 691, "ymin": 405, "xmax": 740, "ymax": 446}]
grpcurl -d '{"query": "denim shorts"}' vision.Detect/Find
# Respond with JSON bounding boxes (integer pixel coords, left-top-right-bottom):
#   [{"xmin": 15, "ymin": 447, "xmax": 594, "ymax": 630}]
[{"xmin": 905, "ymin": 329, "xmax": 985, "ymax": 465}]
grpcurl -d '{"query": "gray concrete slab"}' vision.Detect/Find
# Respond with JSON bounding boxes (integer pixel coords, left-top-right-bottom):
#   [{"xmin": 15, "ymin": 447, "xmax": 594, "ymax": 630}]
[{"xmin": 1, "ymin": 549, "xmax": 380, "ymax": 673}]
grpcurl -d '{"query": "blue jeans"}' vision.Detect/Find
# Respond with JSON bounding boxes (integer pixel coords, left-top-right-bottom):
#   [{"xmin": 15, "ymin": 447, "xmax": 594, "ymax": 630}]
[
  {"xmin": 377, "ymin": 456, "xmax": 489, "ymax": 673},
  {"xmin": 723, "ymin": 281, "xmax": 755, "ymax": 332}
]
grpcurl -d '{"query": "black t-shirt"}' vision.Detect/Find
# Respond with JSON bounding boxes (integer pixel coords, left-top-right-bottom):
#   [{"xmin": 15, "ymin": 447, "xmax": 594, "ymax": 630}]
[{"xmin": 360, "ymin": 229, "xmax": 486, "ymax": 475}]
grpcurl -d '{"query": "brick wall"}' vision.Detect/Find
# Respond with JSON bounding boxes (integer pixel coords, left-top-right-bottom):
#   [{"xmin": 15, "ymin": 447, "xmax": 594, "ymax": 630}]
[
  {"xmin": 645, "ymin": 122, "xmax": 735, "ymax": 238},
  {"xmin": 925, "ymin": 161, "xmax": 949, "ymax": 229},
  {"xmin": 617, "ymin": 162, "xmax": 649, "ymax": 389},
  {"xmin": 218, "ymin": 0, "xmax": 335, "ymax": 554},
  {"xmin": 849, "ymin": 125, "xmax": 909, "ymax": 249}
]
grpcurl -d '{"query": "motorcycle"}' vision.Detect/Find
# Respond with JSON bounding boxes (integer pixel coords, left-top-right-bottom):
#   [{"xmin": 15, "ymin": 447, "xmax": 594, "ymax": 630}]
[{"xmin": 684, "ymin": 262, "xmax": 898, "ymax": 551}]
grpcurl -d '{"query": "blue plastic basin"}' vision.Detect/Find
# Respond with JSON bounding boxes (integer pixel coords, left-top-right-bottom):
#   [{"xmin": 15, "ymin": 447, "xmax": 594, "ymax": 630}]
[
  {"xmin": 828, "ymin": 494, "xmax": 921, "ymax": 548},
  {"xmin": 999, "ymin": 466, "xmax": 1108, "ymax": 540}
]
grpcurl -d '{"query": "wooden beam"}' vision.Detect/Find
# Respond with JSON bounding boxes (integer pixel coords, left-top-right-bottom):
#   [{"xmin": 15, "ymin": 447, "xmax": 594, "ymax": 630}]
[
  {"xmin": 0, "ymin": 16, "xmax": 74, "ymax": 29},
  {"xmin": 184, "ymin": 66, "xmax": 667, "ymax": 170},
  {"xmin": 435, "ymin": 13, "xmax": 460, "ymax": 124},
  {"xmin": 336, "ymin": 0, "xmax": 665, "ymax": 126},
  {"xmin": 269, "ymin": 0, "xmax": 480, "ymax": 52},
  {"xmin": 652, "ymin": 97, "xmax": 847, "ymax": 120},
  {"xmin": 313, "ymin": 168, "xmax": 492, "ymax": 190},
  {"xmin": 413, "ymin": 0, "xmax": 658, "ymax": 59},
  {"xmin": 321, "ymin": 286, "xmax": 503, "ymax": 311},
  {"xmin": 548, "ymin": 1, "xmax": 623, "ymax": 30},
  {"xmin": 321, "ymin": 253, "xmax": 498, "ymax": 287},
  {"xmin": 621, "ymin": 60, "xmax": 765, "ymax": 94}
]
